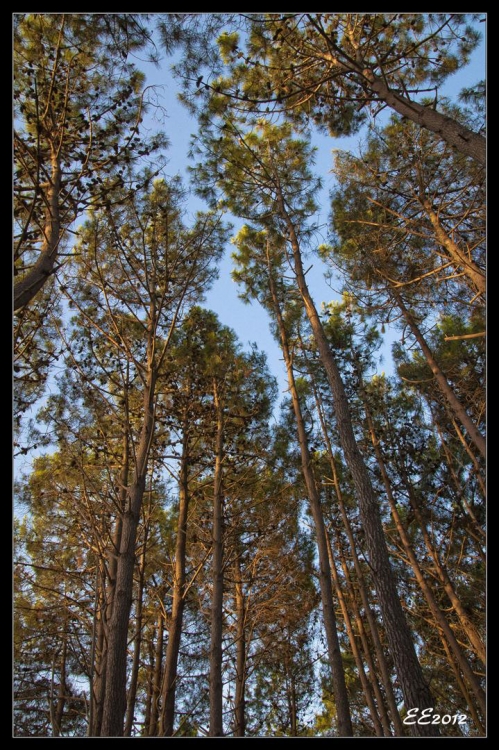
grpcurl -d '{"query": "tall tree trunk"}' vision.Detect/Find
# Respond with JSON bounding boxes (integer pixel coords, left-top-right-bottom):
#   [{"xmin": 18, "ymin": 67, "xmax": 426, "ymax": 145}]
[
  {"xmin": 325, "ymin": 525, "xmax": 385, "ymax": 736},
  {"xmin": 100, "ymin": 378, "xmax": 156, "ymax": 737},
  {"xmin": 276, "ymin": 200, "xmax": 437, "ymax": 735},
  {"xmin": 89, "ymin": 563, "xmax": 105, "ymax": 737},
  {"xmin": 392, "ymin": 291, "xmax": 486, "ymax": 458},
  {"xmin": 124, "ymin": 525, "xmax": 149, "ymax": 736},
  {"xmin": 364, "ymin": 404, "xmax": 486, "ymax": 718},
  {"xmin": 403, "ymin": 475, "xmax": 486, "ymax": 666},
  {"xmin": 310, "ymin": 378, "xmax": 402, "ymax": 736},
  {"xmin": 233, "ymin": 552, "xmax": 246, "ymax": 737},
  {"xmin": 209, "ymin": 382, "xmax": 225, "ymax": 737},
  {"xmin": 51, "ymin": 634, "xmax": 67, "ymax": 736},
  {"xmin": 148, "ymin": 610, "xmax": 165, "ymax": 736},
  {"xmin": 268, "ymin": 269, "xmax": 353, "ymax": 737},
  {"xmin": 160, "ymin": 428, "xmax": 191, "ymax": 736},
  {"xmin": 92, "ymin": 438, "xmax": 128, "ymax": 736}
]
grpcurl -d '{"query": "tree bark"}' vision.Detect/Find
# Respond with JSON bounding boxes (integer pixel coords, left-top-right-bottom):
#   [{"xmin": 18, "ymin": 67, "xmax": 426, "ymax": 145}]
[
  {"xmin": 233, "ymin": 552, "xmax": 247, "ymax": 737},
  {"xmin": 100, "ymin": 378, "xmax": 156, "ymax": 736},
  {"xmin": 366, "ymin": 73, "xmax": 486, "ymax": 166},
  {"xmin": 159, "ymin": 428, "xmax": 190, "ymax": 736},
  {"xmin": 148, "ymin": 611, "xmax": 165, "ymax": 736},
  {"xmin": 124, "ymin": 526, "xmax": 148, "ymax": 736},
  {"xmin": 209, "ymin": 382, "xmax": 225, "ymax": 738}
]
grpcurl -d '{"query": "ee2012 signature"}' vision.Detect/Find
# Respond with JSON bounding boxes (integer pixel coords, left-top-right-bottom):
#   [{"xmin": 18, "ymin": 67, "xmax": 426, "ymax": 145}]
[{"xmin": 403, "ymin": 708, "xmax": 467, "ymax": 726}]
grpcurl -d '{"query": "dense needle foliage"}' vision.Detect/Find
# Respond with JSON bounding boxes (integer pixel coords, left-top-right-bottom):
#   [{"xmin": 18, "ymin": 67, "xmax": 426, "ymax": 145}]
[{"xmin": 14, "ymin": 13, "xmax": 485, "ymax": 738}]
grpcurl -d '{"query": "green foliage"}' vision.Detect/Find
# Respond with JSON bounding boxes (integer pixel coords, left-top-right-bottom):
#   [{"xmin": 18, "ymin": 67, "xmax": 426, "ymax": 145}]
[{"xmin": 14, "ymin": 13, "xmax": 486, "ymax": 738}]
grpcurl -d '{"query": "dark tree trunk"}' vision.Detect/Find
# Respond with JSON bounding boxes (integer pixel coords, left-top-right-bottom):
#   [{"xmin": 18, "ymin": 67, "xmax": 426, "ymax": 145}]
[
  {"xmin": 124, "ymin": 529, "xmax": 148, "ymax": 736},
  {"xmin": 100, "ymin": 380, "xmax": 156, "ymax": 737}
]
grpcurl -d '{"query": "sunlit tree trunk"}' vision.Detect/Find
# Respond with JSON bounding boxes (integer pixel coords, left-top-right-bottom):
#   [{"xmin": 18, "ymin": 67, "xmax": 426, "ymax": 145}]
[
  {"xmin": 209, "ymin": 382, "xmax": 225, "ymax": 738},
  {"xmin": 148, "ymin": 611, "xmax": 165, "ymax": 736},
  {"xmin": 233, "ymin": 552, "xmax": 247, "ymax": 737}
]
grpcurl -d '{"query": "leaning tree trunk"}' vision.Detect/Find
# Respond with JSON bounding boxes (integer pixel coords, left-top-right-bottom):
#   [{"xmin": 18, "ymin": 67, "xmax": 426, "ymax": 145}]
[
  {"xmin": 306, "ymin": 33, "xmax": 487, "ymax": 167},
  {"xmin": 392, "ymin": 291, "xmax": 486, "ymax": 459},
  {"xmin": 277, "ymin": 196, "xmax": 438, "ymax": 736}
]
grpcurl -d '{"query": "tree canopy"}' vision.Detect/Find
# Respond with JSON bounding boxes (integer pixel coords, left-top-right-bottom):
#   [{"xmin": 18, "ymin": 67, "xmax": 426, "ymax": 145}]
[{"xmin": 14, "ymin": 13, "xmax": 485, "ymax": 738}]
